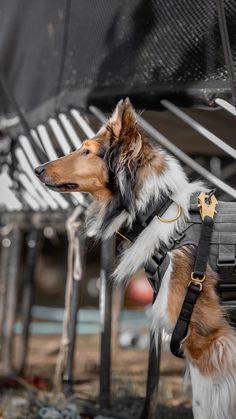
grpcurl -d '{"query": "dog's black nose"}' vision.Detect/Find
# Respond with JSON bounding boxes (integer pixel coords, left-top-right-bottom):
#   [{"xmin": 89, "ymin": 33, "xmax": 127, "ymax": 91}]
[{"xmin": 34, "ymin": 165, "xmax": 45, "ymax": 177}]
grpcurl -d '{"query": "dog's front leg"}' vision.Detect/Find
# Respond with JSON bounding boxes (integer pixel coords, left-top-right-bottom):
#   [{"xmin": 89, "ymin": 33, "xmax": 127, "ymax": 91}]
[{"xmin": 190, "ymin": 364, "xmax": 215, "ymax": 419}]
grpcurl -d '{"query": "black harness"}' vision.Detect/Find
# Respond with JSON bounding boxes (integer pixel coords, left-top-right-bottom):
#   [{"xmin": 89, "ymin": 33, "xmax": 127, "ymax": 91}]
[
  {"xmin": 117, "ymin": 194, "xmax": 174, "ymax": 294},
  {"xmin": 117, "ymin": 191, "xmax": 236, "ymax": 358}
]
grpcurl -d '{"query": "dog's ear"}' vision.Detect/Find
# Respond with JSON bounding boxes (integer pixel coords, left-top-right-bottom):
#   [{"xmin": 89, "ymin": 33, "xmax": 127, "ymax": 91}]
[
  {"xmin": 120, "ymin": 97, "xmax": 138, "ymax": 138},
  {"xmin": 110, "ymin": 98, "xmax": 138, "ymax": 135},
  {"xmin": 109, "ymin": 98, "xmax": 142, "ymax": 162},
  {"xmin": 106, "ymin": 99, "xmax": 142, "ymax": 214},
  {"xmin": 109, "ymin": 99, "xmax": 124, "ymax": 138}
]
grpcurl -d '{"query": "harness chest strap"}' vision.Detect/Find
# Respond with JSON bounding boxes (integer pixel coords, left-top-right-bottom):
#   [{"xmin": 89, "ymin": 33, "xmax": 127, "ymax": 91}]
[
  {"xmin": 117, "ymin": 195, "xmax": 174, "ymax": 293},
  {"xmin": 170, "ymin": 192, "xmax": 218, "ymax": 358}
]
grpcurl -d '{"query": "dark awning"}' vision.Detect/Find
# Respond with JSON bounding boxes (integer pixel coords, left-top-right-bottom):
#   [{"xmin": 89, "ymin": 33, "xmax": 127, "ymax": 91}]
[{"xmin": 0, "ymin": 0, "xmax": 235, "ymax": 130}]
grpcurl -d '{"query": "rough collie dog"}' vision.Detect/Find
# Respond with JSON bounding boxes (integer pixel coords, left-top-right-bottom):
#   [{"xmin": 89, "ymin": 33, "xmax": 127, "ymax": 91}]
[{"xmin": 35, "ymin": 99, "xmax": 236, "ymax": 419}]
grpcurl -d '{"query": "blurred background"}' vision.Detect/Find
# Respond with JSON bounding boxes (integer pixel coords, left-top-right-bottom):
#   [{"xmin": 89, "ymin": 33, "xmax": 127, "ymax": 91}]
[{"xmin": 0, "ymin": 1, "xmax": 235, "ymax": 418}]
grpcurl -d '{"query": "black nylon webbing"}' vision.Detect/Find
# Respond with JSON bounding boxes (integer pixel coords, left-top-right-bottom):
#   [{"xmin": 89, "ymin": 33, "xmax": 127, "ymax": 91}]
[
  {"xmin": 170, "ymin": 215, "xmax": 215, "ymax": 358},
  {"xmin": 119, "ymin": 196, "xmax": 173, "ymax": 242},
  {"xmin": 170, "ymin": 284, "xmax": 201, "ymax": 358},
  {"xmin": 193, "ymin": 216, "xmax": 214, "ymax": 277}
]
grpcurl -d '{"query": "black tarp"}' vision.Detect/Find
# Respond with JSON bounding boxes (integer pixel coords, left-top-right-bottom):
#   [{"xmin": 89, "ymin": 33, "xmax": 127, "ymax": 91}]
[{"xmin": 0, "ymin": 0, "xmax": 235, "ymax": 129}]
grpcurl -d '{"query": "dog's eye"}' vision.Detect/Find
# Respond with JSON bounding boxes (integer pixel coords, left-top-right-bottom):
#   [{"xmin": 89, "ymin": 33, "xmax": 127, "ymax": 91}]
[{"xmin": 82, "ymin": 149, "xmax": 90, "ymax": 155}]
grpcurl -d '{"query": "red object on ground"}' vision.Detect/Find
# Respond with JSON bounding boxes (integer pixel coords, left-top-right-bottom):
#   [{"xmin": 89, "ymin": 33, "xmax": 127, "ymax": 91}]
[
  {"xmin": 0, "ymin": 375, "xmax": 48, "ymax": 390},
  {"xmin": 26, "ymin": 375, "xmax": 48, "ymax": 389},
  {"xmin": 127, "ymin": 275, "xmax": 153, "ymax": 305}
]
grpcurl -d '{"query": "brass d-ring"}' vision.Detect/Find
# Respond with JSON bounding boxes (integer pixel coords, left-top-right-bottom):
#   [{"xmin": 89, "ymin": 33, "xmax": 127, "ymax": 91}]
[{"xmin": 158, "ymin": 204, "xmax": 182, "ymax": 223}]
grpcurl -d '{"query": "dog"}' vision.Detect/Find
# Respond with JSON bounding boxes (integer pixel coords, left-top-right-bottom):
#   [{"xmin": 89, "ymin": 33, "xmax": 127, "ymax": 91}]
[{"xmin": 35, "ymin": 99, "xmax": 236, "ymax": 419}]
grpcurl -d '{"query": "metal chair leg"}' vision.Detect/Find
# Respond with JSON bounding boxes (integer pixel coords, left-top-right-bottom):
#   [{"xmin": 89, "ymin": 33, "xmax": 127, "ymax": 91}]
[
  {"xmin": 140, "ymin": 330, "xmax": 161, "ymax": 419},
  {"xmin": 99, "ymin": 237, "xmax": 115, "ymax": 409},
  {"xmin": 0, "ymin": 233, "xmax": 11, "ymax": 356},
  {"xmin": 18, "ymin": 229, "xmax": 41, "ymax": 375},
  {"xmin": 3, "ymin": 227, "xmax": 22, "ymax": 374}
]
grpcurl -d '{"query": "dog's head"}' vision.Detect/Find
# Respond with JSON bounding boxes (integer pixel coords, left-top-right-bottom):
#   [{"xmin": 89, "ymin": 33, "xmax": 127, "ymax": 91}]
[{"xmin": 35, "ymin": 99, "xmax": 166, "ymax": 222}]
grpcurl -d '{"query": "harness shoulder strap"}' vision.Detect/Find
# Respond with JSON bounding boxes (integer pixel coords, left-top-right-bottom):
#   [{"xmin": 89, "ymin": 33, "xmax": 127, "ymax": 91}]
[
  {"xmin": 170, "ymin": 284, "xmax": 201, "ymax": 358},
  {"xmin": 170, "ymin": 193, "xmax": 217, "ymax": 358}
]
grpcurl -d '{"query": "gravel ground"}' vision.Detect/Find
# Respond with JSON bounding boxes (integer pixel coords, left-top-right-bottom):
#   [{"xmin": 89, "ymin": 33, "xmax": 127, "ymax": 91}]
[
  {"xmin": 0, "ymin": 334, "xmax": 193, "ymax": 419},
  {"xmin": 155, "ymin": 406, "xmax": 193, "ymax": 419},
  {"xmin": 0, "ymin": 391, "xmax": 193, "ymax": 419}
]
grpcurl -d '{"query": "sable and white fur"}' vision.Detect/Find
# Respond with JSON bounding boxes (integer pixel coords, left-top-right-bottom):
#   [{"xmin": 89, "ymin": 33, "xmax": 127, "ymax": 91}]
[{"xmin": 36, "ymin": 99, "xmax": 236, "ymax": 419}]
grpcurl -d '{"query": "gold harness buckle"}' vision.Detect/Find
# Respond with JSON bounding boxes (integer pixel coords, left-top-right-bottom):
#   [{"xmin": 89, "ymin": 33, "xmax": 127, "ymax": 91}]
[
  {"xmin": 189, "ymin": 272, "xmax": 206, "ymax": 292},
  {"xmin": 198, "ymin": 191, "xmax": 218, "ymax": 221}
]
